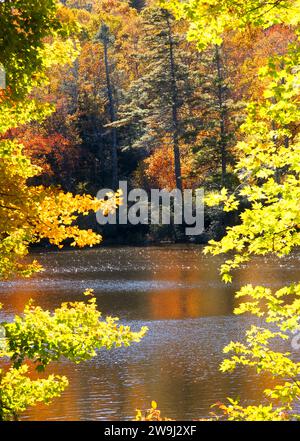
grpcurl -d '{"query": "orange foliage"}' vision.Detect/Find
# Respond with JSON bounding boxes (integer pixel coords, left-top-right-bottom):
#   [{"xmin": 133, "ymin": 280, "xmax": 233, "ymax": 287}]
[
  {"xmin": 94, "ymin": 0, "xmax": 142, "ymax": 82},
  {"xmin": 2, "ymin": 126, "xmax": 80, "ymax": 184},
  {"xmin": 144, "ymin": 142, "xmax": 196, "ymax": 190},
  {"xmin": 225, "ymin": 25, "xmax": 296, "ymax": 101}
]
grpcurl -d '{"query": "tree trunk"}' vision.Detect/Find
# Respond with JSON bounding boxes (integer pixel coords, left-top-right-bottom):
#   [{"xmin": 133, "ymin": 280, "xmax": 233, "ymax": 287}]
[
  {"xmin": 103, "ymin": 38, "xmax": 118, "ymax": 190},
  {"xmin": 215, "ymin": 45, "xmax": 227, "ymax": 185},
  {"xmin": 165, "ymin": 11, "xmax": 183, "ymax": 193},
  {"xmin": 273, "ymin": 61, "xmax": 288, "ymax": 183}
]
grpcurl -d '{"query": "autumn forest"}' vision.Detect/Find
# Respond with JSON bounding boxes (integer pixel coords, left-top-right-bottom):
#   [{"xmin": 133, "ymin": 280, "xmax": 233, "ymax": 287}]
[{"xmin": 4, "ymin": 0, "xmax": 296, "ymax": 243}]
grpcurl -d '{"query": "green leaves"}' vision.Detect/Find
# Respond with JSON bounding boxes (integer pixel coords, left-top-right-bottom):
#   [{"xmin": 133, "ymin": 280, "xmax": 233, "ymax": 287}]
[
  {"xmin": 0, "ymin": 364, "xmax": 68, "ymax": 421},
  {"xmin": 204, "ymin": 46, "xmax": 300, "ymax": 281},
  {"xmin": 0, "ymin": 0, "xmax": 148, "ymax": 422},
  {"xmin": 0, "ymin": 293, "xmax": 147, "ymax": 420},
  {"xmin": 3, "ymin": 294, "xmax": 148, "ymax": 370},
  {"xmin": 169, "ymin": 0, "xmax": 300, "ymax": 420},
  {"xmin": 213, "ymin": 399, "xmax": 289, "ymax": 421},
  {"xmin": 0, "ymin": 0, "xmax": 60, "ymax": 99},
  {"xmin": 209, "ymin": 43, "xmax": 300, "ymax": 416},
  {"xmin": 165, "ymin": 0, "xmax": 300, "ymax": 50}
]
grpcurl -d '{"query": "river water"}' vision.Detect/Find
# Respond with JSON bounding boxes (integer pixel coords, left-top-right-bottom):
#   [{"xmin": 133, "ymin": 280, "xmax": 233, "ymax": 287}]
[{"xmin": 0, "ymin": 245, "xmax": 299, "ymax": 420}]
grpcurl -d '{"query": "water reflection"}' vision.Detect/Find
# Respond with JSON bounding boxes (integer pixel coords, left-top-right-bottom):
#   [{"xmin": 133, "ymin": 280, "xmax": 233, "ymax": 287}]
[{"xmin": 0, "ymin": 245, "xmax": 299, "ymax": 420}]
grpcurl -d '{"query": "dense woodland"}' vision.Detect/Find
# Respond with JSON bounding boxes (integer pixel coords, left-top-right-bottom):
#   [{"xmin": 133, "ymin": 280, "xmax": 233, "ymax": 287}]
[{"xmin": 1, "ymin": 0, "xmax": 296, "ymax": 242}]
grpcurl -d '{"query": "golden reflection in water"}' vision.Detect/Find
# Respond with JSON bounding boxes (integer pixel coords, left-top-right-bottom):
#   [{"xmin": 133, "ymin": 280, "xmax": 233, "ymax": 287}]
[
  {"xmin": 25, "ymin": 343, "xmax": 280, "ymax": 421},
  {"xmin": 2, "ymin": 286, "xmax": 42, "ymax": 315},
  {"xmin": 0, "ymin": 247, "xmax": 298, "ymax": 420},
  {"xmin": 233, "ymin": 256, "xmax": 294, "ymax": 310},
  {"xmin": 147, "ymin": 288, "xmax": 233, "ymax": 320},
  {"xmin": 142, "ymin": 250, "xmax": 233, "ymax": 319},
  {"xmin": 25, "ymin": 363, "xmax": 82, "ymax": 421}
]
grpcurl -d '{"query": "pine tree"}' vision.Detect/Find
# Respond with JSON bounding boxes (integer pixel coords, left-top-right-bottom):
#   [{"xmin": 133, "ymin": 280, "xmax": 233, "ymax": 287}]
[
  {"xmin": 192, "ymin": 43, "xmax": 241, "ymax": 189},
  {"xmin": 95, "ymin": 23, "xmax": 119, "ymax": 189},
  {"xmin": 118, "ymin": 6, "xmax": 201, "ymax": 191}
]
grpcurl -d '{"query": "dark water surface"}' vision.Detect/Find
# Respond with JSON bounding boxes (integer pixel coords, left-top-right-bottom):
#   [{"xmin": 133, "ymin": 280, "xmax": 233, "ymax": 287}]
[{"xmin": 0, "ymin": 245, "xmax": 299, "ymax": 420}]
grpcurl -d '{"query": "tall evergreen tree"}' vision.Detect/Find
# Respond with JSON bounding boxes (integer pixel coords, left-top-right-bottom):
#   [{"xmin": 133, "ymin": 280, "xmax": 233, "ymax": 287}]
[
  {"xmin": 95, "ymin": 23, "xmax": 119, "ymax": 189},
  {"xmin": 118, "ymin": 6, "xmax": 201, "ymax": 191},
  {"xmin": 192, "ymin": 43, "xmax": 241, "ymax": 189}
]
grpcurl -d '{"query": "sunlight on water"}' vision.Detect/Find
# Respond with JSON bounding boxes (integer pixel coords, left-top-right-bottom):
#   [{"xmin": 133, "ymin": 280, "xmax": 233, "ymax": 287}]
[{"xmin": 0, "ymin": 245, "xmax": 299, "ymax": 420}]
